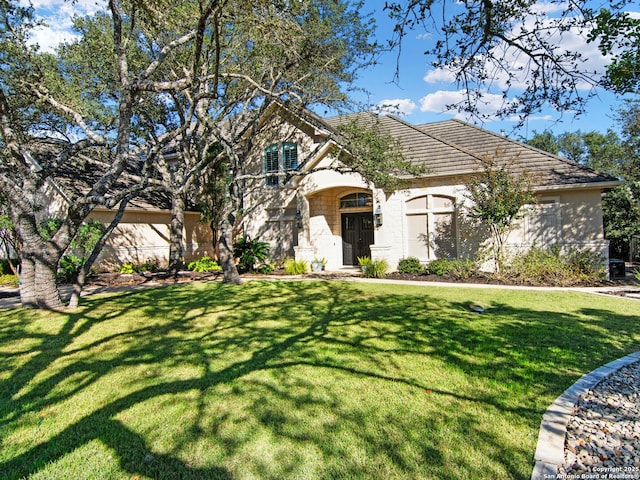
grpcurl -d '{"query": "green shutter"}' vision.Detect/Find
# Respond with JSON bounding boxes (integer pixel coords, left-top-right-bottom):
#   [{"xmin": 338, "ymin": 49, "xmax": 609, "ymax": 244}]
[
  {"xmin": 264, "ymin": 144, "xmax": 279, "ymax": 186},
  {"xmin": 282, "ymin": 142, "xmax": 298, "ymax": 171}
]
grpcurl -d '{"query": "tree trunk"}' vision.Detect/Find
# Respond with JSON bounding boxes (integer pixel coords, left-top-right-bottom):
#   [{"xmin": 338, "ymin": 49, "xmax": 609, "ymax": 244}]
[
  {"xmin": 14, "ymin": 217, "xmax": 64, "ymax": 309},
  {"xmin": 219, "ymin": 218, "xmax": 241, "ymax": 284},
  {"xmin": 18, "ymin": 252, "xmax": 37, "ymax": 308},
  {"xmin": 210, "ymin": 220, "xmax": 220, "ymax": 260},
  {"xmin": 168, "ymin": 192, "xmax": 186, "ymax": 273},
  {"xmin": 34, "ymin": 256, "xmax": 63, "ymax": 309},
  {"xmin": 68, "ymin": 199, "xmax": 131, "ymax": 309}
]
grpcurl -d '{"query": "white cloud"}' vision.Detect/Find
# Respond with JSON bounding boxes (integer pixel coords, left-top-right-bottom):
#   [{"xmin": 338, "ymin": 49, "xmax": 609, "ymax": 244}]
[
  {"xmin": 376, "ymin": 98, "xmax": 418, "ymax": 116},
  {"xmin": 419, "ymin": 90, "xmax": 513, "ymax": 121},
  {"xmin": 423, "ymin": 68, "xmax": 455, "ymax": 84},
  {"xmin": 19, "ymin": 0, "xmax": 106, "ymax": 52},
  {"xmin": 420, "ymin": 7, "xmax": 609, "ymax": 96}
]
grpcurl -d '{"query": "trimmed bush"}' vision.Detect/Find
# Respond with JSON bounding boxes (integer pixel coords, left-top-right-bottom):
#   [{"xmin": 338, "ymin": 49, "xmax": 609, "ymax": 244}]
[
  {"xmin": 425, "ymin": 258, "xmax": 453, "ymax": 276},
  {"xmin": 425, "ymin": 258, "xmax": 478, "ymax": 279},
  {"xmin": 397, "ymin": 257, "xmax": 424, "ymax": 274}
]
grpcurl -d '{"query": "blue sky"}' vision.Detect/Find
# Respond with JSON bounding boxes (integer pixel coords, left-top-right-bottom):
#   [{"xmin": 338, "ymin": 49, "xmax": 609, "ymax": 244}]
[
  {"xmin": 21, "ymin": 0, "xmax": 635, "ymax": 139},
  {"xmin": 354, "ymin": 0, "xmax": 636, "ymax": 139}
]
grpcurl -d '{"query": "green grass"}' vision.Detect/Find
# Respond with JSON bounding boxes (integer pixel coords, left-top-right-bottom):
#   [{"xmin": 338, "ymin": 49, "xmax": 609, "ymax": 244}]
[{"xmin": 1, "ymin": 280, "xmax": 639, "ymax": 480}]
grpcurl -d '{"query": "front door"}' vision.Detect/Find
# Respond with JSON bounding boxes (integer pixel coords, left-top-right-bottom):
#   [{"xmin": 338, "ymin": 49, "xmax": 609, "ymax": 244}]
[{"xmin": 341, "ymin": 212, "xmax": 374, "ymax": 265}]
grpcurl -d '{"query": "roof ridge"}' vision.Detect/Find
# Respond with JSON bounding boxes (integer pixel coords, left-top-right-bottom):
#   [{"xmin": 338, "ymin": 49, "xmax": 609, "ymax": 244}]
[{"xmin": 388, "ymin": 115, "xmax": 487, "ymax": 163}]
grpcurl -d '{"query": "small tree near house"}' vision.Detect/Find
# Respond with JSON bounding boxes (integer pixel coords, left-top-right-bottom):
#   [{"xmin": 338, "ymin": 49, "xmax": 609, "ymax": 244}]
[{"xmin": 465, "ymin": 154, "xmax": 536, "ymax": 274}]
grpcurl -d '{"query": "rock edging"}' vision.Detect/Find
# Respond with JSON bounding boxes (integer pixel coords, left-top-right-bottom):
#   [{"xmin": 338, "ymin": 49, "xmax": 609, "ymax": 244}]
[{"xmin": 531, "ymin": 351, "xmax": 640, "ymax": 479}]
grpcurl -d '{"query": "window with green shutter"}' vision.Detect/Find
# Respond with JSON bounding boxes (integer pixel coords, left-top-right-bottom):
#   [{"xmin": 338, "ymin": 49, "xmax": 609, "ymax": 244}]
[
  {"xmin": 263, "ymin": 142, "xmax": 298, "ymax": 187},
  {"xmin": 283, "ymin": 142, "xmax": 298, "ymax": 171},
  {"xmin": 264, "ymin": 144, "xmax": 279, "ymax": 187}
]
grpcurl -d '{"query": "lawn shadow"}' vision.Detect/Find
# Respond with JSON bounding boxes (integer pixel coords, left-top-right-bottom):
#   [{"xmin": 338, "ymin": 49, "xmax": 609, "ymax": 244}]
[{"xmin": 1, "ymin": 281, "xmax": 639, "ymax": 479}]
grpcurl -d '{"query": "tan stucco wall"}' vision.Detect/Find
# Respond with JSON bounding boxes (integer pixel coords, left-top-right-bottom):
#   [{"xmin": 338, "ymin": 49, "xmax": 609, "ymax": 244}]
[
  {"xmin": 88, "ymin": 209, "xmax": 213, "ymax": 271},
  {"xmin": 238, "ymin": 110, "xmax": 610, "ymax": 272}
]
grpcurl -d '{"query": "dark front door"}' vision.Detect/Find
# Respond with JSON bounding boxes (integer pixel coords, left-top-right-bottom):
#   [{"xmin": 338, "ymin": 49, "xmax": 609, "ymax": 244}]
[{"xmin": 341, "ymin": 212, "xmax": 374, "ymax": 265}]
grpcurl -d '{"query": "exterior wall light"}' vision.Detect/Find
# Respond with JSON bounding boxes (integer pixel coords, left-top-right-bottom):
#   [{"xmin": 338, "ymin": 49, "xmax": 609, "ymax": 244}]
[
  {"xmin": 295, "ymin": 210, "xmax": 303, "ymax": 229},
  {"xmin": 374, "ymin": 205, "xmax": 383, "ymax": 227}
]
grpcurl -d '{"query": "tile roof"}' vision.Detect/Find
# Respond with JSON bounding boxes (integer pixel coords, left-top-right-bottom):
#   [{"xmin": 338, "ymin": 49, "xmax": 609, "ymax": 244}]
[{"xmin": 324, "ymin": 113, "xmax": 619, "ymax": 188}]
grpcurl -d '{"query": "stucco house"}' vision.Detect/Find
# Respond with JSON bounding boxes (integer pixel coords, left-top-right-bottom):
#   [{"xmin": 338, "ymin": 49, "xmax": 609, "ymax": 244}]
[
  {"xmin": 37, "ymin": 149, "xmax": 212, "ymax": 271},
  {"xmin": 238, "ymin": 104, "xmax": 620, "ymax": 272}
]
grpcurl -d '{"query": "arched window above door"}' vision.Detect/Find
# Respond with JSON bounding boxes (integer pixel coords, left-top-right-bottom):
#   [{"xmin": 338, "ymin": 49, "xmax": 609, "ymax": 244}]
[{"xmin": 340, "ymin": 192, "xmax": 373, "ymax": 209}]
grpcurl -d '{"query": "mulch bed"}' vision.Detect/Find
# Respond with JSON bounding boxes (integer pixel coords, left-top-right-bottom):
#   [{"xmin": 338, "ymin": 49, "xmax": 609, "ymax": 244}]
[{"xmin": 85, "ymin": 270, "xmax": 639, "ymax": 289}]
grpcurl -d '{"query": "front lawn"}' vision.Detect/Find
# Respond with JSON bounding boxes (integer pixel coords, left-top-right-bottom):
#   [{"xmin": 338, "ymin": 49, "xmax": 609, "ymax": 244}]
[{"xmin": 1, "ymin": 281, "xmax": 638, "ymax": 479}]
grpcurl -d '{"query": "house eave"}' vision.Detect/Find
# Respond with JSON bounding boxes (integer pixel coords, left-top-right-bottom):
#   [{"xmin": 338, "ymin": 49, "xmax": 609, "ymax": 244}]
[{"xmin": 533, "ymin": 180, "xmax": 623, "ymax": 193}]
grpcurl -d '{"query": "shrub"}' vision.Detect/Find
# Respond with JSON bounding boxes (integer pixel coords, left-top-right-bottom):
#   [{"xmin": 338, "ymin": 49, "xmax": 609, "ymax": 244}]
[
  {"xmin": 258, "ymin": 263, "xmax": 275, "ymax": 274},
  {"xmin": 284, "ymin": 258, "xmax": 308, "ymax": 275},
  {"xmin": 566, "ymin": 248, "xmax": 605, "ymax": 281},
  {"xmin": 233, "ymin": 237, "xmax": 271, "ymax": 273},
  {"xmin": 135, "ymin": 258, "xmax": 159, "ymax": 273},
  {"xmin": 425, "ymin": 258, "xmax": 478, "ymax": 278},
  {"xmin": 119, "ymin": 263, "xmax": 134, "ymax": 274},
  {"xmin": 358, "ymin": 256, "xmax": 389, "ymax": 278},
  {"xmin": 425, "ymin": 258, "xmax": 453, "ymax": 276},
  {"xmin": 187, "ymin": 256, "xmax": 222, "ymax": 273},
  {"xmin": 0, "ymin": 274, "xmax": 18, "ymax": 287},
  {"xmin": 397, "ymin": 257, "xmax": 424, "ymax": 274},
  {"xmin": 57, "ymin": 254, "xmax": 85, "ymax": 283},
  {"xmin": 448, "ymin": 258, "xmax": 479, "ymax": 279},
  {"xmin": 507, "ymin": 246, "xmax": 605, "ymax": 285}
]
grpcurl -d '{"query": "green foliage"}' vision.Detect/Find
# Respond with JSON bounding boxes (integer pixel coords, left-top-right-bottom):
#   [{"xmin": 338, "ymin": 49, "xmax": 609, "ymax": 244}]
[
  {"xmin": 425, "ymin": 258, "xmax": 452, "ymax": 276},
  {"xmin": 57, "ymin": 254, "xmax": 85, "ymax": 283},
  {"xmin": 634, "ymin": 268, "xmax": 640, "ymax": 283},
  {"xmin": 233, "ymin": 237, "xmax": 271, "ymax": 273},
  {"xmin": 507, "ymin": 247, "xmax": 605, "ymax": 286},
  {"xmin": 0, "ymin": 274, "xmax": 18, "ymax": 287},
  {"xmin": 591, "ymin": 8, "xmax": 640, "ymax": 94},
  {"xmin": 119, "ymin": 263, "xmax": 134, "ymax": 274},
  {"xmin": 72, "ymin": 220, "xmax": 105, "ymax": 254},
  {"xmin": 335, "ymin": 117, "xmax": 427, "ymax": 191},
  {"xmin": 466, "ymin": 155, "xmax": 535, "ymax": 273},
  {"xmin": 284, "ymin": 259, "xmax": 309, "ymax": 275},
  {"xmin": 257, "ymin": 263, "xmax": 275, "ymax": 274},
  {"xmin": 397, "ymin": 257, "xmax": 424, "ymax": 274},
  {"xmin": 525, "ymin": 130, "xmax": 559, "ymax": 155},
  {"xmin": 603, "ymin": 184, "xmax": 640, "ymax": 244},
  {"xmin": 358, "ymin": 256, "xmax": 389, "ymax": 278},
  {"xmin": 39, "ymin": 218, "xmax": 63, "ymax": 241},
  {"xmin": 116, "ymin": 259, "xmax": 159, "ymax": 275},
  {"xmin": 426, "ymin": 258, "xmax": 478, "ymax": 279},
  {"xmin": 187, "ymin": 256, "xmax": 222, "ymax": 273}
]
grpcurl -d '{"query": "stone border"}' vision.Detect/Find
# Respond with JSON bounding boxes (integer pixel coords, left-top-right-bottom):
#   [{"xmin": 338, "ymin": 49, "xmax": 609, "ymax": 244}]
[{"xmin": 531, "ymin": 351, "xmax": 640, "ymax": 479}]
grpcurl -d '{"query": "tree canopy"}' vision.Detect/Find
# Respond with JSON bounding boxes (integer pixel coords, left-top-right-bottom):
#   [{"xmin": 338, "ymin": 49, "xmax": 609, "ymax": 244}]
[
  {"xmin": 0, "ymin": 0, "xmax": 385, "ymax": 305},
  {"xmin": 384, "ymin": 0, "xmax": 640, "ymax": 122}
]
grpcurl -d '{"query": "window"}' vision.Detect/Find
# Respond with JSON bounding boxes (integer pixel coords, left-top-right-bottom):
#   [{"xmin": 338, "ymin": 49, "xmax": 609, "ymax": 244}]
[
  {"xmin": 406, "ymin": 195, "xmax": 457, "ymax": 260},
  {"xmin": 526, "ymin": 198, "xmax": 560, "ymax": 245},
  {"xmin": 263, "ymin": 142, "xmax": 298, "ymax": 186},
  {"xmin": 340, "ymin": 192, "xmax": 373, "ymax": 209}
]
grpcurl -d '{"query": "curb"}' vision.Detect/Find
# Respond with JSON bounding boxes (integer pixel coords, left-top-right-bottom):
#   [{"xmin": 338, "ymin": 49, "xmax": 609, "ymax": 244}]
[{"xmin": 531, "ymin": 351, "xmax": 640, "ymax": 479}]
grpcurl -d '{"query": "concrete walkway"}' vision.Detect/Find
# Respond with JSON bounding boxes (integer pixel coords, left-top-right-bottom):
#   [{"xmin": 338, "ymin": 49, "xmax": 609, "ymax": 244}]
[{"xmin": 1, "ymin": 275, "xmax": 639, "ymax": 310}]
